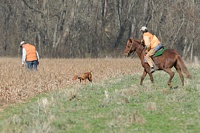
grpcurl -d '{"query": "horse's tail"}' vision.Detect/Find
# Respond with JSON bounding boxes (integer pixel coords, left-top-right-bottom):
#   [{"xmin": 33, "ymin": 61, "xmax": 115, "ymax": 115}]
[{"xmin": 177, "ymin": 55, "xmax": 192, "ymax": 79}]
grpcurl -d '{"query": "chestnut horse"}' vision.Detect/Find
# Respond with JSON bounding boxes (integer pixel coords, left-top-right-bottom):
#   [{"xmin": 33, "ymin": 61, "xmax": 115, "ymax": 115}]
[{"xmin": 124, "ymin": 37, "xmax": 191, "ymax": 88}]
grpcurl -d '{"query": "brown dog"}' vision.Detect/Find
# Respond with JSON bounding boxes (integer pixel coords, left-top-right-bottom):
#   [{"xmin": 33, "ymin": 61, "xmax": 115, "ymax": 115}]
[{"xmin": 72, "ymin": 71, "xmax": 92, "ymax": 84}]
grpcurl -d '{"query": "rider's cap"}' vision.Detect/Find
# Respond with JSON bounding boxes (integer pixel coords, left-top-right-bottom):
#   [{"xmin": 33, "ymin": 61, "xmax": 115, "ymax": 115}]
[{"xmin": 140, "ymin": 26, "xmax": 147, "ymax": 31}]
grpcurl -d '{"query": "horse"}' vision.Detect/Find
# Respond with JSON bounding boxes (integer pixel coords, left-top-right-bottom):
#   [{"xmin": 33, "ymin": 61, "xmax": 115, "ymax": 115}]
[{"xmin": 124, "ymin": 37, "xmax": 191, "ymax": 88}]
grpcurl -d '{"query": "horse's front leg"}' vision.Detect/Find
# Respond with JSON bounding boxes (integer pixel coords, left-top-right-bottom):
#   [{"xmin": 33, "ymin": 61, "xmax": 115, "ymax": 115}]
[
  {"xmin": 140, "ymin": 69, "xmax": 147, "ymax": 85},
  {"xmin": 144, "ymin": 67, "xmax": 154, "ymax": 83},
  {"xmin": 148, "ymin": 72, "xmax": 154, "ymax": 83}
]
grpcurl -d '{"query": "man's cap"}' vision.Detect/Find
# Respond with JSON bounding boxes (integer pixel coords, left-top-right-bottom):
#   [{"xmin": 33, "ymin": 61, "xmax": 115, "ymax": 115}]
[
  {"xmin": 140, "ymin": 26, "xmax": 147, "ymax": 31},
  {"xmin": 20, "ymin": 41, "xmax": 26, "ymax": 46}
]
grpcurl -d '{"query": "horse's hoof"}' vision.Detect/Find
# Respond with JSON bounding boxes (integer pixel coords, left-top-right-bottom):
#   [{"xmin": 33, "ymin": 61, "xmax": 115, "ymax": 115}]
[
  {"xmin": 170, "ymin": 86, "xmax": 178, "ymax": 89},
  {"xmin": 173, "ymin": 86, "xmax": 178, "ymax": 89}
]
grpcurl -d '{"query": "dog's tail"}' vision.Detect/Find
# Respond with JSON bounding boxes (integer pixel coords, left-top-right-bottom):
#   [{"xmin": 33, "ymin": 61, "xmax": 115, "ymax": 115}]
[
  {"xmin": 72, "ymin": 75, "xmax": 78, "ymax": 80},
  {"xmin": 88, "ymin": 71, "xmax": 92, "ymax": 82}
]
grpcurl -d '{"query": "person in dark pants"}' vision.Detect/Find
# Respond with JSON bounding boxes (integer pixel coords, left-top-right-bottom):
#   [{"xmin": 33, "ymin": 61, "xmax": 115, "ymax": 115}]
[{"xmin": 20, "ymin": 41, "xmax": 40, "ymax": 70}]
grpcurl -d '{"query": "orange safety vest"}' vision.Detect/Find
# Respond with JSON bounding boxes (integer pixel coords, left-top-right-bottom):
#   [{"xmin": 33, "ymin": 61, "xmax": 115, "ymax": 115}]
[
  {"xmin": 22, "ymin": 44, "xmax": 37, "ymax": 61},
  {"xmin": 143, "ymin": 32, "xmax": 160, "ymax": 49}
]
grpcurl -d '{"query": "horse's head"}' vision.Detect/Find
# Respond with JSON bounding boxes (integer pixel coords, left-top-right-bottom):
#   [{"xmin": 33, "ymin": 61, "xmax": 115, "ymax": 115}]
[{"xmin": 124, "ymin": 37, "xmax": 138, "ymax": 57}]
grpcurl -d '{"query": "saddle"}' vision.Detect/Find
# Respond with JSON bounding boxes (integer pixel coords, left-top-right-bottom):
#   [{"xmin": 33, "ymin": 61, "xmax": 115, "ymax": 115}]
[
  {"xmin": 144, "ymin": 46, "xmax": 167, "ymax": 63},
  {"xmin": 153, "ymin": 47, "xmax": 167, "ymax": 57}
]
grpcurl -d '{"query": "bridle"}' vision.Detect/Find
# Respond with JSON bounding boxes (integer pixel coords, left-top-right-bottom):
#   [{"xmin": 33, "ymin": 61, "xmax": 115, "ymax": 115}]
[{"xmin": 128, "ymin": 40, "xmax": 144, "ymax": 58}]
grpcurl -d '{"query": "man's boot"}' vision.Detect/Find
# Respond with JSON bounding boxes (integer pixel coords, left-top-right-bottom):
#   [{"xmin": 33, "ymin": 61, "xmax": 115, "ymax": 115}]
[{"xmin": 150, "ymin": 67, "xmax": 155, "ymax": 73}]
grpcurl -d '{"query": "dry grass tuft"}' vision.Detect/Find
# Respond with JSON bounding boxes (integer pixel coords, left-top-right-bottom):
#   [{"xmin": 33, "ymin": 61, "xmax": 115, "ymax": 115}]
[
  {"xmin": 109, "ymin": 109, "xmax": 146, "ymax": 127},
  {"xmin": 127, "ymin": 111, "xmax": 146, "ymax": 124},
  {"xmin": 145, "ymin": 102, "xmax": 157, "ymax": 111}
]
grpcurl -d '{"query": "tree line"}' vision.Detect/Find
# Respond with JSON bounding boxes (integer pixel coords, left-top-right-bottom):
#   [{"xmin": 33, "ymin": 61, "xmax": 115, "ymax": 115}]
[{"xmin": 0, "ymin": 0, "xmax": 199, "ymax": 60}]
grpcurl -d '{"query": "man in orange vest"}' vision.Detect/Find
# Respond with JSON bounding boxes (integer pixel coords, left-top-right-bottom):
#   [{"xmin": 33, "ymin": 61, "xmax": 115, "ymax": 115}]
[
  {"xmin": 140, "ymin": 26, "xmax": 163, "ymax": 73},
  {"xmin": 20, "ymin": 41, "xmax": 40, "ymax": 70}
]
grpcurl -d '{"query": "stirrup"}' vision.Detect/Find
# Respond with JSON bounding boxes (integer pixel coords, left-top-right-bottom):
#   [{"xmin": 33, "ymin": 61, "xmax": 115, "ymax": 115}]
[
  {"xmin": 150, "ymin": 68, "xmax": 155, "ymax": 73},
  {"xmin": 153, "ymin": 65, "xmax": 158, "ymax": 70}
]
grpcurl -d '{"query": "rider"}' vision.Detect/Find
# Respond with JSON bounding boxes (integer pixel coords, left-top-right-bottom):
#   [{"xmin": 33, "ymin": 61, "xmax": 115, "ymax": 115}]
[{"xmin": 140, "ymin": 26, "xmax": 163, "ymax": 73}]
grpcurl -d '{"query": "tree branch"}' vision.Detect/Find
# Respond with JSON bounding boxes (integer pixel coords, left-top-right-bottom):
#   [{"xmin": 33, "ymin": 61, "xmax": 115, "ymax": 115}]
[{"xmin": 22, "ymin": 0, "xmax": 44, "ymax": 15}]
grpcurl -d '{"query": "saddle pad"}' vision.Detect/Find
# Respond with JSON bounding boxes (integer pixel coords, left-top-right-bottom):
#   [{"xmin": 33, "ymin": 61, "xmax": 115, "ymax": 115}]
[{"xmin": 154, "ymin": 48, "xmax": 167, "ymax": 57}]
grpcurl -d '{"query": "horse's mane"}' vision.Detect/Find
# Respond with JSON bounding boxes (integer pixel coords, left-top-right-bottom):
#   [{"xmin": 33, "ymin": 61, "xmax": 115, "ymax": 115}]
[
  {"xmin": 131, "ymin": 38, "xmax": 145, "ymax": 47},
  {"xmin": 134, "ymin": 39, "xmax": 141, "ymax": 44},
  {"xmin": 129, "ymin": 37, "xmax": 142, "ymax": 44}
]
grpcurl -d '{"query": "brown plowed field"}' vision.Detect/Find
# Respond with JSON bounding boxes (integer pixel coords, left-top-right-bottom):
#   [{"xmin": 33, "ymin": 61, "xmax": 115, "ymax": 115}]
[{"xmin": 0, "ymin": 58, "xmax": 142, "ymax": 110}]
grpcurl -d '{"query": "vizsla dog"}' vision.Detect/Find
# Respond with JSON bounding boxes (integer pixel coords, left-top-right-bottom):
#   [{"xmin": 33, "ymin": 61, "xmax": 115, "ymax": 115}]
[{"xmin": 72, "ymin": 71, "xmax": 92, "ymax": 84}]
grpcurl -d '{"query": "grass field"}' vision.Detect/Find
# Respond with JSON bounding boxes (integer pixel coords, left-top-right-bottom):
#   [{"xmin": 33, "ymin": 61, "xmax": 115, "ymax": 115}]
[{"xmin": 0, "ymin": 58, "xmax": 199, "ymax": 132}]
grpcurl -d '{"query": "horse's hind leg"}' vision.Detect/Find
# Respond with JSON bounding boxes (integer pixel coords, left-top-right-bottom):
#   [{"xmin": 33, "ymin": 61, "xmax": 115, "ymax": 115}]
[{"xmin": 163, "ymin": 68, "xmax": 175, "ymax": 88}]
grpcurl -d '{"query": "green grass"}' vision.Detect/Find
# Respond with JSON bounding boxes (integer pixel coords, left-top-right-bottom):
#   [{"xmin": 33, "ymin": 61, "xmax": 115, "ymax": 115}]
[{"xmin": 0, "ymin": 68, "xmax": 200, "ymax": 133}]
